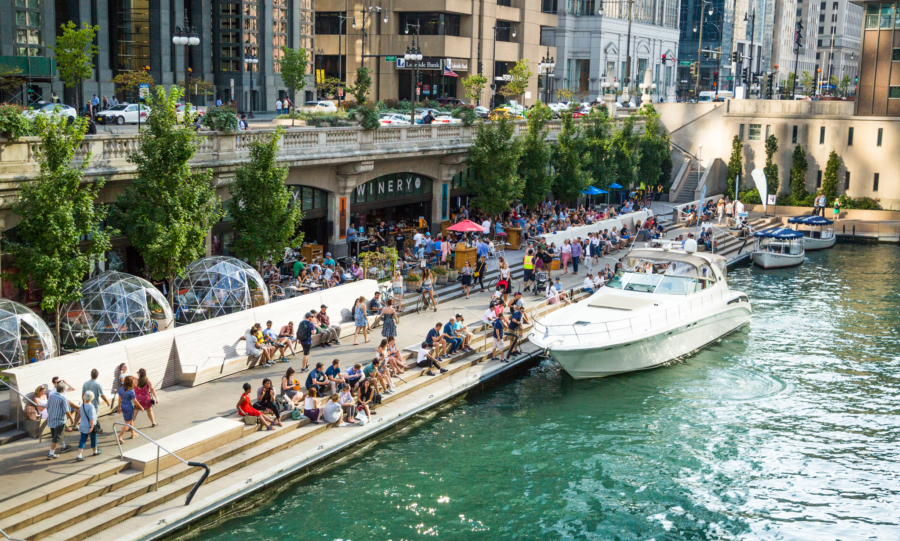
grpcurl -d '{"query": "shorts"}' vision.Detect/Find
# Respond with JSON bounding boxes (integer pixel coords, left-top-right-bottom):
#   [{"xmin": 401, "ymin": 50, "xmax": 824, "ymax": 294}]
[
  {"xmin": 461, "ymin": 275, "xmax": 472, "ymax": 286},
  {"xmin": 249, "ymin": 347, "xmax": 263, "ymax": 357},
  {"xmin": 422, "ymin": 284, "xmax": 433, "ymax": 292},
  {"xmin": 50, "ymin": 424, "xmax": 66, "ymax": 444},
  {"xmin": 301, "ymin": 342, "xmax": 312, "ymax": 355},
  {"xmin": 392, "ymin": 286, "xmax": 403, "ymax": 296},
  {"xmin": 523, "ymin": 269, "xmax": 534, "ymax": 282},
  {"xmin": 492, "ymin": 338, "xmax": 504, "ymax": 350}
]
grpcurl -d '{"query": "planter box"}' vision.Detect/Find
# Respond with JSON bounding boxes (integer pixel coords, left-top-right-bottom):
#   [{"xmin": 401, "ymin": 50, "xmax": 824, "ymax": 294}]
[{"xmin": 434, "ymin": 274, "xmax": 448, "ymax": 284}]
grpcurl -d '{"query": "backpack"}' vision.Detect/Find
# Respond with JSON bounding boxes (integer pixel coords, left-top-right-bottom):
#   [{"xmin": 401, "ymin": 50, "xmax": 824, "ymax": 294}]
[
  {"xmin": 541, "ymin": 253, "xmax": 552, "ymax": 264},
  {"xmin": 297, "ymin": 321, "xmax": 311, "ymax": 342}
]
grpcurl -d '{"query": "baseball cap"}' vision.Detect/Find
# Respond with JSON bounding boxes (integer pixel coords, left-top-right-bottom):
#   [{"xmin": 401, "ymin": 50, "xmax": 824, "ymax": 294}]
[
  {"xmin": 514, "ymin": 291, "xmax": 522, "ymax": 296},
  {"xmin": 325, "ymin": 252, "xmax": 331, "ymax": 257}
]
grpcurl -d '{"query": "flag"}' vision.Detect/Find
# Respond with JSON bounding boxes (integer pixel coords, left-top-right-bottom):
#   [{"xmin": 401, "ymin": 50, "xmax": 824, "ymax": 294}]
[{"xmin": 444, "ymin": 59, "xmax": 459, "ymax": 78}]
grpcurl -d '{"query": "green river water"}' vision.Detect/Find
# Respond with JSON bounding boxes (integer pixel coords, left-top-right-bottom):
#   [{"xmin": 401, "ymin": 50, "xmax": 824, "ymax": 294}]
[{"xmin": 186, "ymin": 244, "xmax": 900, "ymax": 541}]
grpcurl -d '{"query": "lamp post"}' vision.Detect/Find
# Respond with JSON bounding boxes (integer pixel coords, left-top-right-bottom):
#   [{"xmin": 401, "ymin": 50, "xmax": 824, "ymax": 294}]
[
  {"xmin": 336, "ymin": 13, "xmax": 352, "ymax": 104},
  {"xmin": 600, "ymin": 65, "xmax": 619, "ymax": 114},
  {"xmin": 539, "ymin": 48, "xmax": 555, "ymax": 104},
  {"xmin": 315, "ymin": 48, "xmax": 324, "ymax": 99},
  {"xmin": 404, "ymin": 21, "xmax": 423, "ymax": 125},
  {"xmin": 744, "ymin": 9, "xmax": 756, "ymax": 96},
  {"xmin": 692, "ymin": 0, "xmax": 713, "ymax": 97},
  {"xmin": 491, "ymin": 23, "xmax": 517, "ymax": 109},
  {"xmin": 172, "ymin": 12, "xmax": 200, "ymax": 105},
  {"xmin": 353, "ymin": 6, "xmax": 388, "ymax": 75}
]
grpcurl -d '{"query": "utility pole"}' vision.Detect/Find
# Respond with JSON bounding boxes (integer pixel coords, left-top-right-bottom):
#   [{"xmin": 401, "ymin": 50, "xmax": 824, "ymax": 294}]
[
  {"xmin": 745, "ymin": 9, "xmax": 755, "ymax": 98},
  {"xmin": 693, "ymin": 0, "xmax": 711, "ymax": 97},
  {"xmin": 791, "ymin": 20, "xmax": 803, "ymax": 100},
  {"xmin": 625, "ymin": 0, "xmax": 634, "ymax": 88}
]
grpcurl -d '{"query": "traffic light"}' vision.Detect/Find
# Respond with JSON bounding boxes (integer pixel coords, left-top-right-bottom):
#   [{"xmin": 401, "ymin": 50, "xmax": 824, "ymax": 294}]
[
  {"xmin": 743, "ymin": 67, "xmax": 750, "ymax": 81},
  {"xmin": 766, "ymin": 72, "xmax": 775, "ymax": 99},
  {"xmin": 661, "ymin": 53, "xmax": 667, "ymax": 63},
  {"xmin": 731, "ymin": 51, "xmax": 739, "ymax": 63},
  {"xmin": 690, "ymin": 62, "xmax": 699, "ymax": 80},
  {"xmin": 713, "ymin": 70, "xmax": 719, "ymax": 83}
]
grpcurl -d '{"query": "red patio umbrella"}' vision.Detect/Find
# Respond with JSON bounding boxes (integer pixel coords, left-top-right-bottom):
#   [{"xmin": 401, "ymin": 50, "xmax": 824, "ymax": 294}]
[{"xmin": 447, "ymin": 219, "xmax": 487, "ymax": 233}]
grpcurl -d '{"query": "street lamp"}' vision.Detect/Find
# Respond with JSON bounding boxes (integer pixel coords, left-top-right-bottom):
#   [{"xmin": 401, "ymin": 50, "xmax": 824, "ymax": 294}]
[
  {"xmin": 539, "ymin": 48, "xmax": 555, "ymax": 104},
  {"xmin": 598, "ymin": 0, "xmax": 637, "ymax": 97},
  {"xmin": 693, "ymin": 0, "xmax": 713, "ymax": 97},
  {"xmin": 172, "ymin": 12, "xmax": 200, "ymax": 105},
  {"xmin": 404, "ymin": 21, "xmax": 423, "ymax": 125},
  {"xmin": 744, "ymin": 9, "xmax": 756, "ymax": 97},
  {"xmin": 355, "ymin": 6, "xmax": 388, "ymax": 75}
]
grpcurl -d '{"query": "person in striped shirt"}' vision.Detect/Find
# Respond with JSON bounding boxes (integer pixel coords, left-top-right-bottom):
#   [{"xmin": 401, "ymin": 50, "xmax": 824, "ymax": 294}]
[{"xmin": 46, "ymin": 382, "xmax": 74, "ymax": 459}]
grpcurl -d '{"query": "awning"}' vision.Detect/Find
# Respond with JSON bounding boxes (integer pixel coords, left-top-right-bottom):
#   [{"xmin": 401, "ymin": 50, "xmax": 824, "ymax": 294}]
[
  {"xmin": 754, "ymin": 227, "xmax": 804, "ymax": 239},
  {"xmin": 787, "ymin": 215, "xmax": 833, "ymax": 225},
  {"xmin": 610, "ymin": 183, "xmax": 623, "ymax": 189}
]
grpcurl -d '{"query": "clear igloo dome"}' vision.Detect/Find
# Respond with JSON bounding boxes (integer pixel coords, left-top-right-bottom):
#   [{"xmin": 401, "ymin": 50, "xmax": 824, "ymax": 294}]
[
  {"xmin": 0, "ymin": 299, "xmax": 57, "ymax": 369},
  {"xmin": 174, "ymin": 256, "xmax": 268, "ymax": 324},
  {"xmin": 59, "ymin": 271, "xmax": 173, "ymax": 350}
]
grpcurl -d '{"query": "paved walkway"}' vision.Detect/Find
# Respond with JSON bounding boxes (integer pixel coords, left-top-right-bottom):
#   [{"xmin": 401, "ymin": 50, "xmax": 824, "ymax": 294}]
[{"xmin": 0, "ymin": 248, "xmax": 588, "ymax": 504}]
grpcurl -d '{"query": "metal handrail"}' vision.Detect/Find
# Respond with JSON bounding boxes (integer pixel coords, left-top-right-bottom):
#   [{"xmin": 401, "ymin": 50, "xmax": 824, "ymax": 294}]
[
  {"xmin": 112, "ymin": 422, "xmax": 210, "ymax": 506},
  {"xmin": 531, "ymin": 287, "xmax": 730, "ymax": 345},
  {"xmin": 0, "ymin": 527, "xmax": 25, "ymax": 541},
  {"xmin": 6, "ymin": 382, "xmax": 42, "ymax": 433},
  {"xmin": 5, "ymin": 382, "xmax": 40, "ymax": 409}
]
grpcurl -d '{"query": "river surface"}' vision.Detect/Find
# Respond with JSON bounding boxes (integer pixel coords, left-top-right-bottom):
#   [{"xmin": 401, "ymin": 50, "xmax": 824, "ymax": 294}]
[{"xmin": 188, "ymin": 244, "xmax": 900, "ymax": 541}]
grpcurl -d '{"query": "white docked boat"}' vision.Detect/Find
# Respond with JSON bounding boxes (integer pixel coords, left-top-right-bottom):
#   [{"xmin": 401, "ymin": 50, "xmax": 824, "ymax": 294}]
[
  {"xmin": 751, "ymin": 228, "xmax": 805, "ymax": 268},
  {"xmin": 528, "ymin": 247, "xmax": 752, "ymax": 379},
  {"xmin": 787, "ymin": 215, "xmax": 836, "ymax": 250}
]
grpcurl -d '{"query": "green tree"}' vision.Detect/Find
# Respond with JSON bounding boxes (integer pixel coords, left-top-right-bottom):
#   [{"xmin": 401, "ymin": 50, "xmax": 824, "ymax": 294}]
[
  {"xmin": 347, "ymin": 67, "xmax": 372, "ymax": 105},
  {"xmin": 763, "ymin": 134, "xmax": 780, "ymax": 196},
  {"xmin": 551, "ymin": 109, "xmax": 588, "ymax": 203},
  {"xmin": 781, "ymin": 73, "xmax": 796, "ymax": 97},
  {"xmin": 111, "ymin": 70, "xmax": 155, "ymax": 95},
  {"xmin": 725, "ymin": 135, "xmax": 743, "ymax": 199},
  {"xmin": 556, "ymin": 86, "xmax": 575, "ymax": 103},
  {"xmin": 836, "ymin": 74, "xmax": 851, "ymax": 97},
  {"xmin": 228, "ymin": 128, "xmax": 303, "ymax": 270},
  {"xmin": 278, "ymin": 46, "xmax": 309, "ymax": 126},
  {"xmin": 52, "ymin": 21, "xmax": 99, "ymax": 109},
  {"xmin": 462, "ymin": 73, "xmax": 487, "ymax": 105},
  {"xmin": 114, "ymin": 85, "xmax": 223, "ymax": 307},
  {"xmin": 499, "ymin": 59, "xmax": 532, "ymax": 104},
  {"xmin": 822, "ymin": 150, "xmax": 840, "ymax": 201},
  {"xmin": 608, "ymin": 115, "xmax": 640, "ymax": 190},
  {"xmin": 6, "ymin": 115, "xmax": 111, "ymax": 347},
  {"xmin": 582, "ymin": 107, "xmax": 615, "ymax": 188},
  {"xmin": 636, "ymin": 104, "xmax": 670, "ymax": 189},
  {"xmin": 790, "ymin": 144, "xmax": 809, "ymax": 204},
  {"xmin": 518, "ymin": 102, "xmax": 554, "ymax": 208},
  {"xmin": 467, "ymin": 116, "xmax": 522, "ymax": 214},
  {"xmin": 800, "ymin": 71, "xmax": 815, "ymax": 96}
]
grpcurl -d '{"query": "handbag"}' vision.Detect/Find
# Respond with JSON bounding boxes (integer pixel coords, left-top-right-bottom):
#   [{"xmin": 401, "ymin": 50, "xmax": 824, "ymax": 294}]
[
  {"xmin": 416, "ymin": 286, "xmax": 423, "ymax": 293},
  {"xmin": 291, "ymin": 408, "xmax": 303, "ymax": 420},
  {"xmin": 373, "ymin": 392, "xmax": 383, "ymax": 405}
]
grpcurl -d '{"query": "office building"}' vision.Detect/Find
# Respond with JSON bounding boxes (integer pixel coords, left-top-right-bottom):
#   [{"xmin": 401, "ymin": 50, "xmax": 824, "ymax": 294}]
[
  {"xmin": 0, "ymin": 1, "xmax": 314, "ymax": 111},
  {"xmin": 541, "ymin": 0, "xmax": 680, "ymax": 103},
  {"xmin": 814, "ymin": 0, "xmax": 862, "ymax": 90},
  {"xmin": 770, "ymin": 0, "xmax": 821, "ymax": 91},
  {"xmin": 677, "ymin": 0, "xmax": 745, "ymax": 96},
  {"xmin": 314, "ymin": 0, "xmax": 557, "ymax": 106},
  {"xmin": 854, "ymin": 0, "xmax": 900, "ymax": 115}
]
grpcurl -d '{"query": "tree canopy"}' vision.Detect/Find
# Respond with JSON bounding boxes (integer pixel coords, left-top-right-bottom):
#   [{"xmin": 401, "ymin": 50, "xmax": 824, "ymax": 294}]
[
  {"xmin": 518, "ymin": 102, "xmax": 554, "ymax": 208},
  {"xmin": 52, "ymin": 22, "xmax": 99, "ymax": 108},
  {"xmin": 763, "ymin": 134, "xmax": 780, "ymax": 196},
  {"xmin": 551, "ymin": 109, "xmax": 588, "ymax": 203},
  {"xmin": 467, "ymin": 116, "xmax": 522, "ymax": 214},
  {"xmin": 790, "ymin": 144, "xmax": 810, "ymax": 204}
]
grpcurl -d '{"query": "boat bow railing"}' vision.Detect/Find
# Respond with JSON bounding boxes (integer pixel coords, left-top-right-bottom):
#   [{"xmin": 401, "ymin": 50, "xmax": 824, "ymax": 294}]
[{"xmin": 531, "ymin": 288, "xmax": 737, "ymax": 346}]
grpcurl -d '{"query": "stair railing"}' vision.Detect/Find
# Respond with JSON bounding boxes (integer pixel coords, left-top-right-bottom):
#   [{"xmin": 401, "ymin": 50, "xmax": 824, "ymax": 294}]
[
  {"xmin": 0, "ymin": 527, "xmax": 25, "ymax": 541},
  {"xmin": 112, "ymin": 422, "xmax": 210, "ymax": 505},
  {"xmin": 5, "ymin": 382, "xmax": 42, "ymax": 434}
]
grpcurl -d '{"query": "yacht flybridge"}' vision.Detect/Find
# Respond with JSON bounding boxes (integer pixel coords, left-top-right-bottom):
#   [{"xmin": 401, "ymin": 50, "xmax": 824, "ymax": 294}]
[
  {"xmin": 529, "ymin": 247, "xmax": 752, "ymax": 379},
  {"xmin": 787, "ymin": 215, "xmax": 837, "ymax": 250}
]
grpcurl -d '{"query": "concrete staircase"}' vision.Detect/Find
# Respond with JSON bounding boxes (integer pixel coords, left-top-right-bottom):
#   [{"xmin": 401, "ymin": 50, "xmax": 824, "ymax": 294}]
[
  {"xmin": 709, "ymin": 217, "xmax": 782, "ymax": 259},
  {"xmin": 0, "ymin": 414, "xmax": 28, "ymax": 446},
  {"xmin": 675, "ymin": 172, "xmax": 701, "ymax": 203},
  {"xmin": 0, "ymin": 289, "xmax": 590, "ymax": 541}
]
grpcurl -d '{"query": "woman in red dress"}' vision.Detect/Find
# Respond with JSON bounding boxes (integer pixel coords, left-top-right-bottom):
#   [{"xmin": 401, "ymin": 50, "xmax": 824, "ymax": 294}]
[
  {"xmin": 237, "ymin": 383, "xmax": 278, "ymax": 430},
  {"xmin": 134, "ymin": 368, "xmax": 160, "ymax": 427}
]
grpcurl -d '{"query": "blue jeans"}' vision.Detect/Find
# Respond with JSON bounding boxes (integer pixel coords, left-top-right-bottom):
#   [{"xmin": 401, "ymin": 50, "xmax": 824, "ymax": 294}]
[
  {"xmin": 447, "ymin": 337, "xmax": 462, "ymax": 353},
  {"xmin": 78, "ymin": 431, "xmax": 97, "ymax": 450},
  {"xmin": 571, "ymin": 256, "xmax": 579, "ymax": 273},
  {"xmin": 276, "ymin": 107, "xmax": 282, "ymax": 115}
]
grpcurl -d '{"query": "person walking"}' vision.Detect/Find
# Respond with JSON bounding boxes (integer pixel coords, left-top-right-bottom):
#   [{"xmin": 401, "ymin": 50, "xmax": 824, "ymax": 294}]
[
  {"xmin": 75, "ymin": 391, "xmax": 101, "ymax": 462},
  {"xmin": 461, "ymin": 260, "xmax": 474, "ymax": 298},
  {"xmin": 276, "ymin": 98, "xmax": 283, "ymax": 115},
  {"xmin": 833, "ymin": 198, "xmax": 841, "ymax": 221},
  {"xmin": 474, "ymin": 256, "xmax": 487, "ymax": 293},
  {"xmin": 353, "ymin": 297, "xmax": 369, "ymax": 345},
  {"xmin": 570, "ymin": 237, "xmax": 582, "ymax": 276},
  {"xmin": 298, "ymin": 312, "xmax": 317, "ymax": 371},
  {"xmin": 560, "ymin": 239, "xmax": 572, "ymax": 275},
  {"xmin": 522, "ymin": 249, "xmax": 535, "ymax": 292},
  {"xmin": 134, "ymin": 368, "xmax": 160, "ymax": 427},
  {"xmin": 116, "ymin": 376, "xmax": 145, "ymax": 444},
  {"xmin": 82, "ymin": 369, "xmax": 110, "ymax": 433},
  {"xmin": 46, "ymin": 382, "xmax": 74, "ymax": 459}
]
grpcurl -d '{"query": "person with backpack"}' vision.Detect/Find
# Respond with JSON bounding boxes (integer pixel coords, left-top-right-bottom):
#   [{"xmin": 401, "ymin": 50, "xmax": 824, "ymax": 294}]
[{"xmin": 297, "ymin": 312, "xmax": 317, "ymax": 372}]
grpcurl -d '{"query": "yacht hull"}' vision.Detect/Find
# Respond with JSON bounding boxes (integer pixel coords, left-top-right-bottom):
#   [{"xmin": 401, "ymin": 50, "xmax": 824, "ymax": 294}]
[
  {"xmin": 802, "ymin": 235, "xmax": 836, "ymax": 251},
  {"xmin": 541, "ymin": 305, "xmax": 751, "ymax": 379},
  {"xmin": 751, "ymin": 251, "xmax": 804, "ymax": 268}
]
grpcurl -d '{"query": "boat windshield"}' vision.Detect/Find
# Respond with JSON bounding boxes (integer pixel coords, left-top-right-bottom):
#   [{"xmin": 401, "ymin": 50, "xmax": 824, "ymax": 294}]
[
  {"xmin": 604, "ymin": 261, "xmax": 716, "ymax": 295},
  {"xmin": 623, "ymin": 273, "xmax": 663, "ymax": 292}
]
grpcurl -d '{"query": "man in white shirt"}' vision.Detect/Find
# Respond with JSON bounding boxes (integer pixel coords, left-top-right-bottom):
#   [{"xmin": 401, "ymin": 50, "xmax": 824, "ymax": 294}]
[
  {"xmin": 482, "ymin": 308, "xmax": 496, "ymax": 326},
  {"xmin": 593, "ymin": 274, "xmax": 605, "ymax": 289},
  {"xmin": 276, "ymin": 99, "xmax": 283, "ymax": 115},
  {"xmin": 583, "ymin": 273, "xmax": 597, "ymax": 293},
  {"xmin": 413, "ymin": 231, "xmax": 424, "ymax": 248},
  {"xmin": 481, "ymin": 219, "xmax": 491, "ymax": 235}
]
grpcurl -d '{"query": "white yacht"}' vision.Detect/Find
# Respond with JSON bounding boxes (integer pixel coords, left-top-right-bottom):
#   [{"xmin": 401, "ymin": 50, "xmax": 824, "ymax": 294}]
[
  {"xmin": 787, "ymin": 215, "xmax": 836, "ymax": 250},
  {"xmin": 529, "ymin": 246, "xmax": 752, "ymax": 379},
  {"xmin": 751, "ymin": 228, "xmax": 805, "ymax": 269}
]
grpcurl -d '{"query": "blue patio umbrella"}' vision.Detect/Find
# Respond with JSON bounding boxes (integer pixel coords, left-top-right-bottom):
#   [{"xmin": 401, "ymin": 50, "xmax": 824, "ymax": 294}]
[
  {"xmin": 582, "ymin": 186, "xmax": 608, "ymax": 207},
  {"xmin": 608, "ymin": 183, "xmax": 623, "ymax": 204}
]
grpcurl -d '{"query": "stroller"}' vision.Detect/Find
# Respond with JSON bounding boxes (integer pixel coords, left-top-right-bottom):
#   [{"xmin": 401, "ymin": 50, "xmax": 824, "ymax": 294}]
[{"xmin": 533, "ymin": 271, "xmax": 550, "ymax": 297}]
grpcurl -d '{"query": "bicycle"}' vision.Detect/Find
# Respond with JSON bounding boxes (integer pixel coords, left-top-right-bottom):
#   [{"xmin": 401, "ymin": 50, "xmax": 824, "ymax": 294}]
[
  {"xmin": 487, "ymin": 276, "xmax": 521, "ymax": 296},
  {"xmin": 415, "ymin": 287, "xmax": 440, "ymax": 314}
]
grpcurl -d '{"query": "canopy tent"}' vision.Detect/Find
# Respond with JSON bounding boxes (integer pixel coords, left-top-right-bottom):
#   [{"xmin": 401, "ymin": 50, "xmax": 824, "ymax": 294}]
[
  {"xmin": 787, "ymin": 215, "xmax": 834, "ymax": 225},
  {"xmin": 447, "ymin": 219, "xmax": 487, "ymax": 233},
  {"xmin": 754, "ymin": 228, "xmax": 804, "ymax": 239}
]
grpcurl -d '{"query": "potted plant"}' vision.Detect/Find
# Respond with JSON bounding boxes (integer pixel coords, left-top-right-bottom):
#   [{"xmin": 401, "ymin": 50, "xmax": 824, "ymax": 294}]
[
  {"xmin": 432, "ymin": 265, "xmax": 449, "ymax": 284},
  {"xmin": 447, "ymin": 266, "xmax": 459, "ymax": 281},
  {"xmin": 404, "ymin": 273, "xmax": 421, "ymax": 290},
  {"xmin": 0, "ymin": 104, "xmax": 31, "ymax": 140}
]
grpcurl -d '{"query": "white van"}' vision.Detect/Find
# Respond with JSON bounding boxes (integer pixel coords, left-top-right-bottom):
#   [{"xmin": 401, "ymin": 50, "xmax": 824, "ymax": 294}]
[{"xmin": 697, "ymin": 90, "xmax": 733, "ymax": 102}]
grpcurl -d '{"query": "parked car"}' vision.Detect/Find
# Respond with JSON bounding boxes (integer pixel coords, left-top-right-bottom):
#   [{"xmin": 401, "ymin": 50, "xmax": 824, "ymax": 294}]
[
  {"xmin": 436, "ymin": 97, "xmax": 467, "ymax": 107},
  {"xmin": 300, "ymin": 100, "xmax": 338, "ymax": 113},
  {"xmin": 474, "ymin": 105, "xmax": 490, "ymax": 118},
  {"xmin": 378, "ymin": 113, "xmax": 411, "ymax": 125},
  {"xmin": 432, "ymin": 114, "xmax": 462, "ymax": 124},
  {"xmin": 488, "ymin": 107, "xmax": 525, "ymax": 121},
  {"xmin": 94, "ymin": 104, "xmax": 151, "ymax": 125},
  {"xmin": 176, "ymin": 104, "xmax": 206, "ymax": 122},
  {"xmin": 23, "ymin": 103, "xmax": 77, "ymax": 122}
]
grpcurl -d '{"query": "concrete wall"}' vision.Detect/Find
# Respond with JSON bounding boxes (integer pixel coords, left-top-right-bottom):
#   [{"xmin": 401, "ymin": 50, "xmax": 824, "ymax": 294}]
[{"xmin": 658, "ymin": 100, "xmax": 900, "ymax": 209}]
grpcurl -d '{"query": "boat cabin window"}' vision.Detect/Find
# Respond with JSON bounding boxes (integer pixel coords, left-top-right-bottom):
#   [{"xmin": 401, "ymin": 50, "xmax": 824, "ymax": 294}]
[
  {"xmin": 604, "ymin": 257, "xmax": 718, "ymax": 295},
  {"xmin": 623, "ymin": 273, "xmax": 663, "ymax": 293},
  {"xmin": 606, "ymin": 271, "xmax": 628, "ymax": 289}
]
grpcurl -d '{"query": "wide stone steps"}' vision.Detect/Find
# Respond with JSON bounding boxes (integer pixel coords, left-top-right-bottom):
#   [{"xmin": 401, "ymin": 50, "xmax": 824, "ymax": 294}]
[
  {"xmin": 0, "ymin": 419, "xmax": 28, "ymax": 445},
  {"xmin": 675, "ymin": 172, "xmax": 701, "ymax": 203},
  {"xmin": 3, "ymin": 289, "xmax": 589, "ymax": 541}
]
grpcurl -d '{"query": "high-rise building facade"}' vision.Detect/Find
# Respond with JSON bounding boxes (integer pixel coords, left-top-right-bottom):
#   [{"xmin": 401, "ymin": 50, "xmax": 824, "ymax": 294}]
[
  {"xmin": 677, "ymin": 0, "xmax": 745, "ymax": 97},
  {"xmin": 854, "ymin": 0, "xmax": 900, "ymax": 115},
  {"xmin": 0, "ymin": 1, "xmax": 314, "ymax": 111},
  {"xmin": 770, "ymin": 0, "xmax": 822, "ymax": 91},
  {"xmin": 814, "ymin": 0, "xmax": 862, "ymax": 89},
  {"xmin": 542, "ymin": 0, "xmax": 680, "ymax": 102},
  {"xmin": 313, "ymin": 0, "xmax": 557, "ymax": 106}
]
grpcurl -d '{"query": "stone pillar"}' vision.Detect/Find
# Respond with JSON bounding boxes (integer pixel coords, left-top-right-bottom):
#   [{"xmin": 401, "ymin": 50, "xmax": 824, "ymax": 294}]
[
  {"xmin": 434, "ymin": 154, "xmax": 466, "ymax": 232},
  {"xmin": 334, "ymin": 161, "xmax": 374, "ymax": 257},
  {"xmin": 641, "ymin": 68, "xmax": 654, "ymax": 108}
]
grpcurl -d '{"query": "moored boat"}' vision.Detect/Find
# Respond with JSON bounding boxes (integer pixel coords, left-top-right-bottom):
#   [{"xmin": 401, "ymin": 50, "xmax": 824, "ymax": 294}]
[
  {"xmin": 528, "ymin": 246, "xmax": 752, "ymax": 379},
  {"xmin": 787, "ymin": 215, "xmax": 836, "ymax": 250},
  {"xmin": 751, "ymin": 228, "xmax": 805, "ymax": 268}
]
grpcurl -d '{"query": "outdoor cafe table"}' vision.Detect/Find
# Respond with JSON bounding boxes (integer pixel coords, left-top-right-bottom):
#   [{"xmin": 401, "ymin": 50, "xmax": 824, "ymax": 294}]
[
  {"xmin": 454, "ymin": 244, "xmax": 477, "ymax": 269},
  {"xmin": 505, "ymin": 227, "xmax": 523, "ymax": 250}
]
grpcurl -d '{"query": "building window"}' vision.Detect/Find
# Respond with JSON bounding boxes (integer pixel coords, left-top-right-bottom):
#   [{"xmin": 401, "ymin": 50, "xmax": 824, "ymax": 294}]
[
  {"xmin": 877, "ymin": 128, "xmax": 883, "ymax": 146},
  {"xmin": 315, "ymin": 12, "xmax": 346, "ymax": 34},
  {"xmin": 845, "ymin": 171, "xmax": 850, "ymax": 190},
  {"xmin": 493, "ymin": 20, "xmax": 512, "ymax": 41},
  {"xmin": 792, "ymin": 125, "xmax": 798, "ymax": 144},
  {"xmin": 873, "ymin": 173, "xmax": 879, "ymax": 191},
  {"xmin": 819, "ymin": 13, "xmax": 825, "ymax": 22},
  {"xmin": 817, "ymin": 170, "xmax": 822, "ymax": 188},
  {"xmin": 866, "ymin": 4, "xmax": 879, "ymax": 29},
  {"xmin": 847, "ymin": 127, "xmax": 853, "ymax": 145},
  {"xmin": 819, "ymin": 126, "xmax": 825, "ymax": 144},
  {"xmin": 820, "ymin": 1, "xmax": 825, "ymax": 8},
  {"xmin": 881, "ymin": 3, "xmax": 894, "ymax": 28},
  {"xmin": 816, "ymin": 52, "xmax": 821, "ymax": 60},
  {"xmin": 220, "ymin": 59, "xmax": 239, "ymax": 71},
  {"xmin": 894, "ymin": 49, "xmax": 900, "ymax": 61},
  {"xmin": 748, "ymin": 124, "xmax": 762, "ymax": 141},
  {"xmin": 889, "ymin": 87, "xmax": 900, "ymax": 98},
  {"xmin": 832, "ymin": 1, "xmax": 837, "ymax": 8},
  {"xmin": 221, "ymin": 18, "xmax": 239, "ymax": 30},
  {"xmin": 14, "ymin": 0, "xmax": 43, "ymax": 57},
  {"xmin": 398, "ymin": 13, "xmax": 462, "ymax": 37},
  {"xmin": 797, "ymin": 9, "xmax": 802, "ymax": 16},
  {"xmin": 739, "ymin": 124, "xmax": 744, "ymax": 140},
  {"xmin": 272, "ymin": 0, "xmax": 289, "ymax": 73},
  {"xmin": 220, "ymin": 3, "xmax": 239, "ymax": 14},
  {"xmin": 766, "ymin": 125, "xmax": 771, "ymax": 139}
]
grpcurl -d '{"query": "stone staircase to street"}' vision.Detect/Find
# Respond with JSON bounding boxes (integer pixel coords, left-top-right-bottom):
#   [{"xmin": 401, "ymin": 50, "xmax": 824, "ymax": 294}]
[
  {"xmin": 0, "ymin": 288, "xmax": 590, "ymax": 541},
  {"xmin": 675, "ymin": 172, "xmax": 701, "ymax": 203},
  {"xmin": 0, "ymin": 413, "xmax": 27, "ymax": 446}
]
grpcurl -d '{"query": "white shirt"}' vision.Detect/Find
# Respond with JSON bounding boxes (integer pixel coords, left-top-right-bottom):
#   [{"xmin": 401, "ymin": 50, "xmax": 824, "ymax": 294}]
[
  {"xmin": 481, "ymin": 220, "xmax": 491, "ymax": 234},
  {"xmin": 562, "ymin": 244, "xmax": 572, "ymax": 255},
  {"xmin": 546, "ymin": 284, "xmax": 559, "ymax": 299},
  {"xmin": 276, "ymin": 100, "xmax": 282, "ymax": 109},
  {"xmin": 416, "ymin": 348, "xmax": 432, "ymax": 364},
  {"xmin": 324, "ymin": 268, "xmax": 334, "ymax": 280},
  {"xmin": 482, "ymin": 309, "xmax": 496, "ymax": 325},
  {"xmin": 593, "ymin": 276, "xmax": 605, "ymax": 288},
  {"xmin": 735, "ymin": 201, "xmax": 744, "ymax": 214},
  {"xmin": 413, "ymin": 233, "xmax": 423, "ymax": 246},
  {"xmin": 583, "ymin": 277, "xmax": 595, "ymax": 290}
]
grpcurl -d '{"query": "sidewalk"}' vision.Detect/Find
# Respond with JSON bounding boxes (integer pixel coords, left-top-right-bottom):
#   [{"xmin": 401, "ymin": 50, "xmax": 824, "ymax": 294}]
[{"xmin": 0, "ymin": 248, "xmax": 588, "ymax": 504}]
